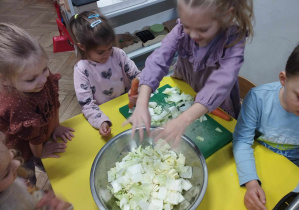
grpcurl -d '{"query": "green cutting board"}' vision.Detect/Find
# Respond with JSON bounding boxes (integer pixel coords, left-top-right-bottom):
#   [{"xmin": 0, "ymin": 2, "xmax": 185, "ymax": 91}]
[{"xmin": 119, "ymin": 84, "xmax": 233, "ymax": 158}]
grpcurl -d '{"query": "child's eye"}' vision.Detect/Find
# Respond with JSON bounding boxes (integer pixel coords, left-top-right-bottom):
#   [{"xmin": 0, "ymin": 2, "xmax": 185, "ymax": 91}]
[
  {"xmin": 198, "ymin": 28, "xmax": 208, "ymax": 33},
  {"xmin": 26, "ymin": 78, "xmax": 36, "ymax": 83},
  {"xmin": 183, "ymin": 25, "xmax": 190, "ymax": 30},
  {"xmin": 43, "ymin": 67, "xmax": 49, "ymax": 72}
]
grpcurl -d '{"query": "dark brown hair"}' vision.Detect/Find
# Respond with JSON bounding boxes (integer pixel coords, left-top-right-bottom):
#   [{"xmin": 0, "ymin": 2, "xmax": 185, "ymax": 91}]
[
  {"xmin": 286, "ymin": 44, "xmax": 299, "ymax": 78},
  {"xmin": 69, "ymin": 10, "xmax": 115, "ymax": 59}
]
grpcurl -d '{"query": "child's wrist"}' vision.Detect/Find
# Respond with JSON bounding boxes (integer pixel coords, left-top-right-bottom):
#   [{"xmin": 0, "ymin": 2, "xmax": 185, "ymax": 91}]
[{"xmin": 245, "ymin": 180, "xmax": 260, "ymax": 188}]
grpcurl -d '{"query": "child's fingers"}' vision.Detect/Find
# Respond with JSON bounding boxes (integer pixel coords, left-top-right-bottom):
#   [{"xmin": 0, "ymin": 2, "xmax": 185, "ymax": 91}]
[
  {"xmin": 67, "ymin": 131, "xmax": 75, "ymax": 138},
  {"xmin": 48, "ymin": 154, "xmax": 61, "ymax": 158},
  {"xmin": 60, "ymin": 135, "xmax": 67, "ymax": 143},
  {"xmin": 64, "ymin": 132, "xmax": 73, "ymax": 141},
  {"xmin": 52, "ymin": 134, "xmax": 57, "ymax": 142},
  {"xmin": 122, "ymin": 119, "xmax": 130, "ymax": 127},
  {"xmin": 257, "ymin": 189, "xmax": 266, "ymax": 204},
  {"xmin": 67, "ymin": 127, "xmax": 75, "ymax": 132},
  {"xmin": 106, "ymin": 127, "xmax": 111, "ymax": 135}
]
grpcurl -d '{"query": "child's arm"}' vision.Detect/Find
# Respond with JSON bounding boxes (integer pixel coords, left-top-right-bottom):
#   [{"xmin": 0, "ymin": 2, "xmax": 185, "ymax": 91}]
[
  {"xmin": 29, "ymin": 141, "xmax": 67, "ymax": 158},
  {"xmin": 232, "ymin": 90, "xmax": 260, "ymax": 186},
  {"xmin": 193, "ymin": 38, "xmax": 246, "ymax": 115},
  {"xmin": 117, "ymin": 48, "xmax": 141, "ymax": 107},
  {"xmin": 123, "ymin": 84, "xmax": 152, "ymax": 139},
  {"xmin": 232, "ymin": 90, "xmax": 266, "ymax": 209},
  {"xmin": 118, "ymin": 48, "xmax": 141, "ymax": 82},
  {"xmin": 74, "ymin": 63, "xmax": 112, "ymax": 133}
]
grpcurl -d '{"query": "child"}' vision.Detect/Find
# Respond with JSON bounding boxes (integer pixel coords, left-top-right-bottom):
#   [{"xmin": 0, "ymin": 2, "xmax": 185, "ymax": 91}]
[
  {"xmin": 124, "ymin": 0, "xmax": 254, "ymax": 142},
  {"xmin": 0, "ymin": 23, "xmax": 75, "ymax": 182},
  {"xmin": 69, "ymin": 10, "xmax": 141, "ymax": 136},
  {"xmin": 0, "ymin": 139, "xmax": 73, "ymax": 209},
  {"xmin": 233, "ymin": 44, "xmax": 299, "ymax": 210}
]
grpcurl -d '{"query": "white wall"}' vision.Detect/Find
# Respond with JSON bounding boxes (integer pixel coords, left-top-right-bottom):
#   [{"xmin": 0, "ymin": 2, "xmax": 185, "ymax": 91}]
[{"xmin": 240, "ymin": 0, "xmax": 299, "ymax": 85}]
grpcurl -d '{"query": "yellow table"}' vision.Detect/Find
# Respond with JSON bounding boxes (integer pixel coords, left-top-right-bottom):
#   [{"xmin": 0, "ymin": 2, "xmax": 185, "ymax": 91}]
[{"xmin": 43, "ymin": 77, "xmax": 299, "ymax": 210}]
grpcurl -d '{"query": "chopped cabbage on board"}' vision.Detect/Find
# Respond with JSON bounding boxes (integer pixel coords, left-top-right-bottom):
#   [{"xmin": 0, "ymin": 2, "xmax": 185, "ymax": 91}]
[
  {"xmin": 150, "ymin": 87, "xmax": 195, "ymax": 126},
  {"xmin": 107, "ymin": 140, "xmax": 193, "ymax": 210}
]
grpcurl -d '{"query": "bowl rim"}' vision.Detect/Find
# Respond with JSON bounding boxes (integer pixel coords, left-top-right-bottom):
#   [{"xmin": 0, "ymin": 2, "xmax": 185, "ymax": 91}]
[{"xmin": 90, "ymin": 127, "xmax": 208, "ymax": 210}]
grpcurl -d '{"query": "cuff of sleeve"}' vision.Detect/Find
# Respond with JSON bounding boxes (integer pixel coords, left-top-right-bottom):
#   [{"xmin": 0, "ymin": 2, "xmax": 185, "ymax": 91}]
[
  {"xmin": 139, "ymin": 76, "xmax": 159, "ymax": 92},
  {"xmin": 194, "ymin": 96, "xmax": 213, "ymax": 112},
  {"xmin": 93, "ymin": 117, "xmax": 112, "ymax": 129},
  {"xmin": 294, "ymin": 182, "xmax": 299, "ymax": 193},
  {"xmin": 239, "ymin": 174, "xmax": 261, "ymax": 187}
]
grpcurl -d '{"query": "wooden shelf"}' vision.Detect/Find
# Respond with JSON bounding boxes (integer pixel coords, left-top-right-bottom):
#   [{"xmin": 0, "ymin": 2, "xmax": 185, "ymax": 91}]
[{"xmin": 127, "ymin": 42, "xmax": 161, "ymax": 59}]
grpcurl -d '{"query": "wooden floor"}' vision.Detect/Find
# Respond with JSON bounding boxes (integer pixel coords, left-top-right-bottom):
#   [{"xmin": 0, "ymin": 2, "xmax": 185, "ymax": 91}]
[{"xmin": 0, "ymin": 0, "xmax": 81, "ymax": 190}]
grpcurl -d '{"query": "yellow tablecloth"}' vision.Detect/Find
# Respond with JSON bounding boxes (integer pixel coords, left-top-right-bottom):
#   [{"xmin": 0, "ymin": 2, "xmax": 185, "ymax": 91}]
[{"xmin": 43, "ymin": 77, "xmax": 299, "ymax": 210}]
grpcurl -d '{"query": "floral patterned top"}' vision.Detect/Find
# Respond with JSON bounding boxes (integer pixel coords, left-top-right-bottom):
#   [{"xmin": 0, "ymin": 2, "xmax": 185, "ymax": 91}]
[
  {"xmin": 74, "ymin": 47, "xmax": 140, "ymax": 129},
  {"xmin": 0, "ymin": 72, "xmax": 60, "ymax": 162}
]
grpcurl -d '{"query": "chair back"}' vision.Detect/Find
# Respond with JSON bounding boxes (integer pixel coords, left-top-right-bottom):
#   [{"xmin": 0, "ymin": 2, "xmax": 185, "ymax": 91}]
[{"xmin": 238, "ymin": 76, "xmax": 256, "ymax": 100}]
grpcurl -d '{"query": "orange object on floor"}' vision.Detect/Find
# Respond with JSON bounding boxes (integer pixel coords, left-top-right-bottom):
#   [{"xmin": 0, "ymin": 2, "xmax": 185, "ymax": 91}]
[{"xmin": 53, "ymin": 2, "xmax": 74, "ymax": 53}]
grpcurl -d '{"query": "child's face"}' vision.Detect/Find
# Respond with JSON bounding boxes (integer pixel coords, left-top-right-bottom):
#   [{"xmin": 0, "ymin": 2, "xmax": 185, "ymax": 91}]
[
  {"xmin": 280, "ymin": 72, "xmax": 299, "ymax": 116},
  {"xmin": 87, "ymin": 43, "xmax": 113, "ymax": 64},
  {"xmin": 0, "ymin": 147, "xmax": 21, "ymax": 192},
  {"xmin": 14, "ymin": 58, "xmax": 49, "ymax": 93},
  {"xmin": 178, "ymin": 3, "xmax": 222, "ymax": 47}
]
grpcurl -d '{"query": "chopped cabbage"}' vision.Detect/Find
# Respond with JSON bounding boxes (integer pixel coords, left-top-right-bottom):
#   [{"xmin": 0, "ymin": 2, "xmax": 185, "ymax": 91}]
[
  {"xmin": 149, "ymin": 87, "xmax": 194, "ymax": 126},
  {"xmin": 215, "ymin": 127, "xmax": 222, "ymax": 132},
  {"xmin": 196, "ymin": 136, "xmax": 205, "ymax": 142},
  {"xmin": 107, "ymin": 140, "xmax": 193, "ymax": 210}
]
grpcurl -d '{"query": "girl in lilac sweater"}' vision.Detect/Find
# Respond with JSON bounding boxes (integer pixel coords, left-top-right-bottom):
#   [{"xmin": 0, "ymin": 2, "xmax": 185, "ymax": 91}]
[
  {"xmin": 125, "ymin": 0, "xmax": 254, "ymax": 143},
  {"xmin": 69, "ymin": 10, "xmax": 140, "ymax": 136}
]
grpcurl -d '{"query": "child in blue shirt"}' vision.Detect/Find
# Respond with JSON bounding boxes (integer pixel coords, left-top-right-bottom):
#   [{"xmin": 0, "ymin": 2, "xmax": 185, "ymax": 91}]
[{"xmin": 233, "ymin": 44, "xmax": 299, "ymax": 210}]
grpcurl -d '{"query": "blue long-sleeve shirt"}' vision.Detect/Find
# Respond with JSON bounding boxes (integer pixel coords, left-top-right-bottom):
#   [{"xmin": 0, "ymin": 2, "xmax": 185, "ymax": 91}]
[{"xmin": 233, "ymin": 82, "xmax": 299, "ymax": 186}]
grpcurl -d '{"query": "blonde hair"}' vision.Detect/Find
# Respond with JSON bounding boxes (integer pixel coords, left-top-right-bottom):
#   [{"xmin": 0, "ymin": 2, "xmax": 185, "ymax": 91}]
[
  {"xmin": 178, "ymin": 0, "xmax": 254, "ymax": 47},
  {"xmin": 0, "ymin": 23, "xmax": 48, "ymax": 90},
  {"xmin": 0, "ymin": 133, "xmax": 33, "ymax": 179},
  {"xmin": 69, "ymin": 10, "xmax": 116, "ymax": 59}
]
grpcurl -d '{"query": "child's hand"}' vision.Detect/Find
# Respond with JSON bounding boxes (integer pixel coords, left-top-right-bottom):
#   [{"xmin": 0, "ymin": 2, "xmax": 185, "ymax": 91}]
[
  {"xmin": 244, "ymin": 180, "xmax": 267, "ymax": 210},
  {"xmin": 36, "ymin": 190, "xmax": 72, "ymax": 210},
  {"xmin": 99, "ymin": 122, "xmax": 111, "ymax": 136},
  {"xmin": 156, "ymin": 117, "xmax": 187, "ymax": 147},
  {"xmin": 128, "ymin": 89, "xmax": 138, "ymax": 107},
  {"xmin": 52, "ymin": 125, "xmax": 75, "ymax": 143},
  {"xmin": 41, "ymin": 141, "xmax": 67, "ymax": 158},
  {"xmin": 123, "ymin": 102, "xmax": 151, "ymax": 140}
]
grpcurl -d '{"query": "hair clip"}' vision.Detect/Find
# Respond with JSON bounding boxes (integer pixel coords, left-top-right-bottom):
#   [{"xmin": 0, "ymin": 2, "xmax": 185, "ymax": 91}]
[
  {"xmin": 90, "ymin": 20, "xmax": 102, "ymax": 28},
  {"xmin": 88, "ymin": 14, "xmax": 100, "ymax": 19},
  {"xmin": 74, "ymin": 14, "xmax": 78, "ymax": 19}
]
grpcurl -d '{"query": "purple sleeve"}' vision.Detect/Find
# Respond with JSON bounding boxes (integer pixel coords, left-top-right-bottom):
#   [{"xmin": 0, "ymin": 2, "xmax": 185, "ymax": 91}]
[
  {"xmin": 139, "ymin": 23, "xmax": 184, "ymax": 91},
  {"xmin": 195, "ymin": 37, "xmax": 246, "ymax": 112},
  {"xmin": 74, "ymin": 63, "xmax": 111, "ymax": 129}
]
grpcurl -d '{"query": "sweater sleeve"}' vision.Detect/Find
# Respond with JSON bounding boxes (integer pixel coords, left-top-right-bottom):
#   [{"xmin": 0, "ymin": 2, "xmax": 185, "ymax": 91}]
[
  {"xmin": 74, "ymin": 63, "xmax": 111, "ymax": 129},
  {"xmin": 118, "ymin": 48, "xmax": 141, "ymax": 82},
  {"xmin": 139, "ymin": 23, "xmax": 182, "ymax": 91},
  {"xmin": 194, "ymin": 37, "xmax": 245, "ymax": 112},
  {"xmin": 232, "ymin": 90, "xmax": 260, "ymax": 186}
]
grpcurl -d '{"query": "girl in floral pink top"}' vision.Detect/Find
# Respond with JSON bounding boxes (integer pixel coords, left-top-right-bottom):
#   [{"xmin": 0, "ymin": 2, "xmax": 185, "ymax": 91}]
[
  {"xmin": 69, "ymin": 10, "xmax": 140, "ymax": 136},
  {"xmin": 0, "ymin": 23, "xmax": 75, "ymax": 184}
]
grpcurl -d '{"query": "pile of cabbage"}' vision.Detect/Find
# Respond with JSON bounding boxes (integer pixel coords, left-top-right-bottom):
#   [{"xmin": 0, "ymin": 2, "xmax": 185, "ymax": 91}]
[
  {"xmin": 107, "ymin": 140, "xmax": 193, "ymax": 210},
  {"xmin": 149, "ymin": 87, "xmax": 194, "ymax": 126}
]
